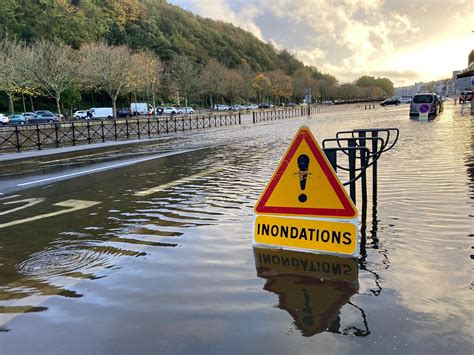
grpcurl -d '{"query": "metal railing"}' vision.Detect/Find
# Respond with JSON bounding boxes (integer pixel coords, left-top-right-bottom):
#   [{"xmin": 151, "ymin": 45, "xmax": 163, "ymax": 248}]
[
  {"xmin": 322, "ymin": 128, "xmax": 400, "ymax": 205},
  {"xmin": 0, "ymin": 112, "xmax": 241, "ymax": 152}
]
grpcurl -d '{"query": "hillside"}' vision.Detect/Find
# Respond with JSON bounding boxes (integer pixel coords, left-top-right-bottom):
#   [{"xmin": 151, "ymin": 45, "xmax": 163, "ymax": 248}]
[{"xmin": 0, "ymin": 0, "xmax": 304, "ymax": 75}]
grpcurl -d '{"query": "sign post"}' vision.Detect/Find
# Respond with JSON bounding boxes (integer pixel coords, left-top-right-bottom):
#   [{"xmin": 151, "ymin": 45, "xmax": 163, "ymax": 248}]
[{"xmin": 254, "ymin": 126, "xmax": 358, "ymax": 257}]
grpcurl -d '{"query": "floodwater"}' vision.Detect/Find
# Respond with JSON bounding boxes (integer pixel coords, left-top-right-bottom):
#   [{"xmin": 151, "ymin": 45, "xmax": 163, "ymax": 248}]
[{"xmin": 0, "ymin": 103, "xmax": 472, "ymax": 354}]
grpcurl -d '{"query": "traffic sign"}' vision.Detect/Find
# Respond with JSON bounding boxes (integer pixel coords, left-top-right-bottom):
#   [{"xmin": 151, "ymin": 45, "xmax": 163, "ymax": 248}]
[
  {"xmin": 254, "ymin": 126, "xmax": 359, "ymax": 256},
  {"xmin": 254, "ymin": 215, "xmax": 358, "ymax": 255},
  {"xmin": 418, "ymin": 103, "xmax": 430, "ymax": 114},
  {"xmin": 255, "ymin": 126, "xmax": 357, "ymax": 219}
]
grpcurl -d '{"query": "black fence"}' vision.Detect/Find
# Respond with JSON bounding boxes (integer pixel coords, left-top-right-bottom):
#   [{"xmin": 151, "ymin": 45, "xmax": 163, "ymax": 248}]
[{"xmin": 0, "ymin": 113, "xmax": 241, "ymax": 152}]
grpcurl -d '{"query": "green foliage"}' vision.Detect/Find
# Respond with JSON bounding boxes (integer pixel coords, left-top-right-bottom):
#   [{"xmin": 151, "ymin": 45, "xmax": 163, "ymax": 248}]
[{"xmin": 355, "ymin": 75, "xmax": 394, "ymax": 96}]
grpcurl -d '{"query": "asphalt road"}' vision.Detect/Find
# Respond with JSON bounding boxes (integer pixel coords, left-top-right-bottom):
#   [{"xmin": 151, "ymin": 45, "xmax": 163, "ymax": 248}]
[{"xmin": 0, "ymin": 103, "xmax": 472, "ymax": 354}]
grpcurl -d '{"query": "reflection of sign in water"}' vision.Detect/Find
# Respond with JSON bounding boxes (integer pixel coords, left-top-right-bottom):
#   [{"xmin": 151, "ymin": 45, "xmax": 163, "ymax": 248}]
[
  {"xmin": 254, "ymin": 247, "xmax": 360, "ymax": 336},
  {"xmin": 254, "ymin": 126, "xmax": 358, "ymax": 256}
]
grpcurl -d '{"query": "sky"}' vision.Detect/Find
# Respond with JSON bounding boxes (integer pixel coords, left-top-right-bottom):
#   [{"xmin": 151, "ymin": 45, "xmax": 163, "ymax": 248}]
[{"xmin": 169, "ymin": 0, "xmax": 474, "ymax": 87}]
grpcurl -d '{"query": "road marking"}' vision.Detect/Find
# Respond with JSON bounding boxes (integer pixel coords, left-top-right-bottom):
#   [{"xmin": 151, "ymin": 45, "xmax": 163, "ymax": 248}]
[
  {"xmin": 0, "ymin": 200, "xmax": 100, "ymax": 229},
  {"xmin": 17, "ymin": 148, "xmax": 207, "ymax": 187},
  {"xmin": 0, "ymin": 198, "xmax": 46, "ymax": 216},
  {"xmin": 39, "ymin": 150, "xmax": 123, "ymax": 165},
  {"xmin": 134, "ymin": 167, "xmax": 223, "ymax": 197}
]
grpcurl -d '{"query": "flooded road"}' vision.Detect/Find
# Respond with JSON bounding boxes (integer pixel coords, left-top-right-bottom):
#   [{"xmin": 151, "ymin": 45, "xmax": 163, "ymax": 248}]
[{"xmin": 0, "ymin": 103, "xmax": 472, "ymax": 354}]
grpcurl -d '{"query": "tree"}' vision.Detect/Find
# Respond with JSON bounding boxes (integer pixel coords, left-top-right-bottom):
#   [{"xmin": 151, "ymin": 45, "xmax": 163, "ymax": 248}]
[
  {"xmin": 0, "ymin": 36, "xmax": 29, "ymax": 114},
  {"xmin": 238, "ymin": 65, "xmax": 255, "ymax": 105},
  {"xmin": 199, "ymin": 59, "xmax": 227, "ymax": 108},
  {"xmin": 268, "ymin": 70, "xmax": 293, "ymax": 104},
  {"xmin": 166, "ymin": 54, "xmax": 198, "ymax": 107},
  {"xmin": 253, "ymin": 74, "xmax": 271, "ymax": 104},
  {"xmin": 129, "ymin": 50, "xmax": 163, "ymax": 113},
  {"xmin": 80, "ymin": 42, "xmax": 134, "ymax": 119},
  {"xmin": 22, "ymin": 40, "xmax": 78, "ymax": 118},
  {"xmin": 223, "ymin": 69, "xmax": 244, "ymax": 104}
]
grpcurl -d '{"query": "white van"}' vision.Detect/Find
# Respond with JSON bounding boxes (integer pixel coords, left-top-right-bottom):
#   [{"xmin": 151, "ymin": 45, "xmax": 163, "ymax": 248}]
[
  {"xmin": 89, "ymin": 107, "xmax": 113, "ymax": 119},
  {"xmin": 131, "ymin": 103, "xmax": 154, "ymax": 115}
]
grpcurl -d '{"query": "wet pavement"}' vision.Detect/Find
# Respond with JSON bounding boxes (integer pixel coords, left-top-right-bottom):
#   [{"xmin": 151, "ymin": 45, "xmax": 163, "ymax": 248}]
[{"xmin": 0, "ymin": 103, "xmax": 472, "ymax": 354}]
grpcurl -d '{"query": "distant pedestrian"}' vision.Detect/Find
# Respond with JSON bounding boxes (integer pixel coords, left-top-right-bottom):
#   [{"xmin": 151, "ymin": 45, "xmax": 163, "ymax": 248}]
[{"xmin": 86, "ymin": 110, "xmax": 93, "ymax": 120}]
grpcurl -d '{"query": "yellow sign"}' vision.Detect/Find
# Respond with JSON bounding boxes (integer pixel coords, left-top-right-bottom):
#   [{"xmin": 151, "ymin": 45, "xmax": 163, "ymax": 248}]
[
  {"xmin": 255, "ymin": 126, "xmax": 357, "ymax": 219},
  {"xmin": 254, "ymin": 215, "xmax": 358, "ymax": 256}
]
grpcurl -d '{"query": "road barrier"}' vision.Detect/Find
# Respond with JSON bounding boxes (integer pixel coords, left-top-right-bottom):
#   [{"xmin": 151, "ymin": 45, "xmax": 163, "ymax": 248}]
[
  {"xmin": 0, "ymin": 112, "xmax": 241, "ymax": 152},
  {"xmin": 322, "ymin": 128, "xmax": 399, "ymax": 205}
]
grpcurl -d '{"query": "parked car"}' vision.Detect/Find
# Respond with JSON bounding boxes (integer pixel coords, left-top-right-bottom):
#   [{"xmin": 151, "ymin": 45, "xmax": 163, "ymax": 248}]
[
  {"xmin": 213, "ymin": 104, "xmax": 230, "ymax": 111},
  {"xmin": 88, "ymin": 107, "xmax": 113, "ymax": 119},
  {"xmin": 23, "ymin": 112, "xmax": 35, "ymax": 121},
  {"xmin": 321, "ymin": 100, "xmax": 334, "ymax": 105},
  {"xmin": 177, "ymin": 107, "xmax": 195, "ymax": 114},
  {"xmin": 409, "ymin": 93, "xmax": 443, "ymax": 117},
  {"xmin": 246, "ymin": 104, "xmax": 259, "ymax": 110},
  {"xmin": 380, "ymin": 97, "xmax": 401, "ymax": 106},
  {"xmin": 30, "ymin": 112, "xmax": 60, "ymax": 123},
  {"xmin": 287, "ymin": 102, "xmax": 297, "ymax": 107},
  {"xmin": 7, "ymin": 113, "xmax": 26, "ymax": 125},
  {"xmin": 161, "ymin": 107, "xmax": 177, "ymax": 115},
  {"xmin": 0, "ymin": 113, "xmax": 9, "ymax": 125},
  {"xmin": 117, "ymin": 108, "xmax": 133, "ymax": 118},
  {"xmin": 399, "ymin": 96, "xmax": 412, "ymax": 104},
  {"xmin": 73, "ymin": 110, "xmax": 87, "ymax": 119},
  {"xmin": 258, "ymin": 103, "xmax": 274, "ymax": 109},
  {"xmin": 231, "ymin": 104, "xmax": 245, "ymax": 111},
  {"xmin": 131, "ymin": 102, "xmax": 154, "ymax": 116}
]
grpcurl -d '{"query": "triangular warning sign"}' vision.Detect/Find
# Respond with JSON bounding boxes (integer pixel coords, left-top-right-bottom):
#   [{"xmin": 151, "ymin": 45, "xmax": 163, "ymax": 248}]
[{"xmin": 255, "ymin": 126, "xmax": 357, "ymax": 218}]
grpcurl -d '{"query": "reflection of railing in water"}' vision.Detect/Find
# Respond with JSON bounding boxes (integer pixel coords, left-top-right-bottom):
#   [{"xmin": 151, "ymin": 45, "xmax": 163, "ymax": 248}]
[
  {"xmin": 0, "ymin": 112, "xmax": 241, "ymax": 152},
  {"xmin": 254, "ymin": 247, "xmax": 370, "ymax": 337}
]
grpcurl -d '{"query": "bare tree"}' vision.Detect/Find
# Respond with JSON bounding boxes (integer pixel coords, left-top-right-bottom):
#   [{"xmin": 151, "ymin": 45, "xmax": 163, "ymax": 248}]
[
  {"xmin": 199, "ymin": 59, "xmax": 227, "ymax": 108},
  {"xmin": 223, "ymin": 69, "xmax": 244, "ymax": 105},
  {"xmin": 0, "ymin": 36, "xmax": 28, "ymax": 114},
  {"xmin": 23, "ymin": 40, "xmax": 78, "ymax": 119},
  {"xmin": 166, "ymin": 55, "xmax": 198, "ymax": 107},
  {"xmin": 80, "ymin": 43, "xmax": 134, "ymax": 119},
  {"xmin": 238, "ymin": 65, "xmax": 255, "ymax": 106}
]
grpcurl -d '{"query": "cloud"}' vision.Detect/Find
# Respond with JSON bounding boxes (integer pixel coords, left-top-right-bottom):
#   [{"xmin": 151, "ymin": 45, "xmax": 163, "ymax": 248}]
[{"xmin": 170, "ymin": 0, "xmax": 474, "ymax": 86}]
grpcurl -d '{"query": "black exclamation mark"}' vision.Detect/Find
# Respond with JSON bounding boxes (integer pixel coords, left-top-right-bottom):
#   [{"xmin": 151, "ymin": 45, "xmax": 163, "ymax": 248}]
[{"xmin": 298, "ymin": 154, "xmax": 309, "ymax": 203}]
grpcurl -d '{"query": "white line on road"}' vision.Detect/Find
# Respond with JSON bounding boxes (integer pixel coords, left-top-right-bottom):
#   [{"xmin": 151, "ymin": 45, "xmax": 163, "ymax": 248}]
[
  {"xmin": 134, "ymin": 167, "xmax": 223, "ymax": 197},
  {"xmin": 0, "ymin": 198, "xmax": 46, "ymax": 216},
  {"xmin": 0, "ymin": 199, "xmax": 100, "ymax": 229},
  {"xmin": 16, "ymin": 148, "xmax": 207, "ymax": 187}
]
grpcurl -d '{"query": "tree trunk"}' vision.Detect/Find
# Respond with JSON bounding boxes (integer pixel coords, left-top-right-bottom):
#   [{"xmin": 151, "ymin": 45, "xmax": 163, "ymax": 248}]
[
  {"xmin": 209, "ymin": 94, "xmax": 213, "ymax": 110},
  {"xmin": 112, "ymin": 96, "xmax": 117, "ymax": 120},
  {"xmin": 152, "ymin": 92, "xmax": 156, "ymax": 117},
  {"xmin": 29, "ymin": 95, "xmax": 35, "ymax": 112},
  {"xmin": 7, "ymin": 93, "xmax": 14, "ymax": 114},
  {"xmin": 22, "ymin": 92, "xmax": 26, "ymax": 113},
  {"xmin": 56, "ymin": 96, "xmax": 62, "ymax": 121}
]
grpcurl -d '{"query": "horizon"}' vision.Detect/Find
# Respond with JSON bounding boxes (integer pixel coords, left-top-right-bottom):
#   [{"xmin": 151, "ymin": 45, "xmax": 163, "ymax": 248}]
[{"xmin": 170, "ymin": 0, "xmax": 473, "ymax": 87}]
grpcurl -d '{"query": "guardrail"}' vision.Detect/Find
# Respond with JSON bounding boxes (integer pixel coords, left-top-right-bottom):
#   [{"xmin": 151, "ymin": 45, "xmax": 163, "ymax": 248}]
[{"xmin": 0, "ymin": 112, "xmax": 241, "ymax": 152}]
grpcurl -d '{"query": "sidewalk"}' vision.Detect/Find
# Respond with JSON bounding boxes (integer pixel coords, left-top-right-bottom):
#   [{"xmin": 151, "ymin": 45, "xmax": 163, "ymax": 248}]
[{"xmin": 0, "ymin": 136, "xmax": 167, "ymax": 163}]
